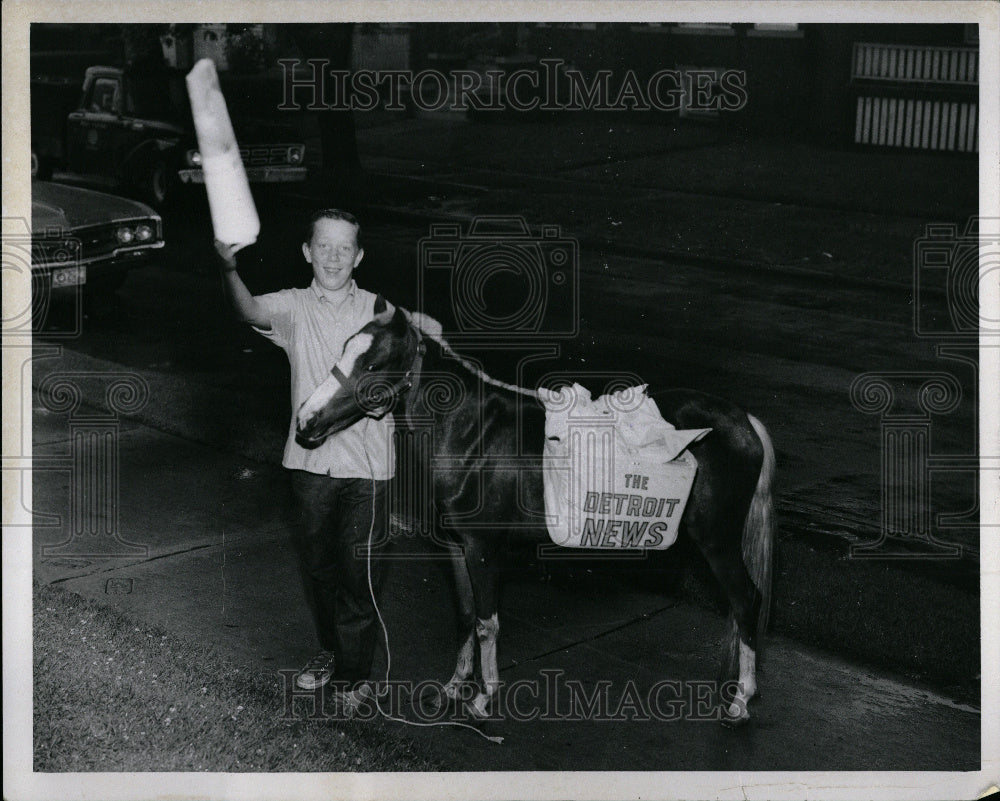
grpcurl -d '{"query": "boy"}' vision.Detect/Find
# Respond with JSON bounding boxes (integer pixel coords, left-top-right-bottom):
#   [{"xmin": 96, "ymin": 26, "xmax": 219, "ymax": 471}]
[{"xmin": 216, "ymin": 209, "xmax": 392, "ymax": 712}]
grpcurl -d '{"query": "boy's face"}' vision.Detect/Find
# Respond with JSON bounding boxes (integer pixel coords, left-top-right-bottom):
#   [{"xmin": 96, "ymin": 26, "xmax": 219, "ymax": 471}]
[{"xmin": 302, "ymin": 218, "xmax": 364, "ymax": 293}]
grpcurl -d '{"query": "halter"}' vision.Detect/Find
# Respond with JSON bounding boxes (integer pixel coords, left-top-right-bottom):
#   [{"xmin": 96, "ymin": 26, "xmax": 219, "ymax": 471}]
[
  {"xmin": 403, "ymin": 332, "xmax": 427, "ymax": 428},
  {"xmin": 329, "ymin": 326, "xmax": 426, "ymax": 425}
]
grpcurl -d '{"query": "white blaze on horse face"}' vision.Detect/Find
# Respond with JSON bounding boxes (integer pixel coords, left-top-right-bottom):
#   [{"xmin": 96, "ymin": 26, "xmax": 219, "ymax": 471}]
[
  {"xmin": 296, "ymin": 334, "xmax": 373, "ymax": 430},
  {"xmin": 297, "ymin": 372, "xmax": 341, "ymax": 430},
  {"xmin": 337, "ymin": 333, "xmax": 374, "ymax": 380}
]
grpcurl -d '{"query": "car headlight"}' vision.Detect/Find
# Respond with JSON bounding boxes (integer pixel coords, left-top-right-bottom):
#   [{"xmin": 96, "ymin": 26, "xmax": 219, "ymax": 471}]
[
  {"xmin": 186, "ymin": 149, "xmax": 202, "ymax": 167},
  {"xmin": 116, "ymin": 226, "xmax": 134, "ymax": 244},
  {"xmin": 135, "ymin": 224, "xmax": 154, "ymax": 242},
  {"xmin": 287, "ymin": 145, "xmax": 304, "ymax": 164}
]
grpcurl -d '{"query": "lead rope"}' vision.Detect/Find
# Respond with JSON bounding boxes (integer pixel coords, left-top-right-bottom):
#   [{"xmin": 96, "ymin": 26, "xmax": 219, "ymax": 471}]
[{"xmin": 362, "ymin": 421, "xmax": 504, "ymax": 744}]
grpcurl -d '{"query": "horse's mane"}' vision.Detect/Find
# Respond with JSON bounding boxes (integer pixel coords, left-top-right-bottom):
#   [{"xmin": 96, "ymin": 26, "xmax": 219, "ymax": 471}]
[{"xmin": 407, "ymin": 311, "xmax": 539, "ymax": 399}]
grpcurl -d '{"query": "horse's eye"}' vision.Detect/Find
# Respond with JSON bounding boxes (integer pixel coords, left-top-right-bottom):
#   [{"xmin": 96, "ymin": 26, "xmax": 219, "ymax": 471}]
[{"xmin": 366, "ymin": 363, "xmax": 377, "ymax": 372}]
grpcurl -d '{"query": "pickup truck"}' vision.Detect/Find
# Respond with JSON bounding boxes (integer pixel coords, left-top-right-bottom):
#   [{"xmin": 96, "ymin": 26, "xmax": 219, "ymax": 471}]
[{"xmin": 32, "ymin": 65, "xmax": 308, "ymax": 207}]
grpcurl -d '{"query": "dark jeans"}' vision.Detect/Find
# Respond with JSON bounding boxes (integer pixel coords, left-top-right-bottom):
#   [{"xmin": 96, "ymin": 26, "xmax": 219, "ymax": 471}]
[{"xmin": 289, "ymin": 470, "xmax": 390, "ymax": 683}]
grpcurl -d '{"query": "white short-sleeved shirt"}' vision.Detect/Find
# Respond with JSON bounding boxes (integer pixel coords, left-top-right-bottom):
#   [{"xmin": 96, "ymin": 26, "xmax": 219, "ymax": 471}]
[{"xmin": 253, "ymin": 279, "xmax": 394, "ymax": 479}]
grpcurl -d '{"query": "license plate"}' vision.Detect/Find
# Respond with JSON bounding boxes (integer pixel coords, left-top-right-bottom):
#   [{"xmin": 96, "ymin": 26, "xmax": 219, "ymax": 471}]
[{"xmin": 51, "ymin": 265, "xmax": 86, "ymax": 287}]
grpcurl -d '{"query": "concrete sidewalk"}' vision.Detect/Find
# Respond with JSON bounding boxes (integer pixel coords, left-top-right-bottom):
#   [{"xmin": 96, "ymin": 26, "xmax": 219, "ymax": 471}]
[{"xmin": 31, "ymin": 374, "xmax": 980, "ymax": 772}]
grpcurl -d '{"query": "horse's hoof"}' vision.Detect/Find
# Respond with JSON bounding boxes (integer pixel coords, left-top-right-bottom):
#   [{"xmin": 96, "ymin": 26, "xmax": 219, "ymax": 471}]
[
  {"xmin": 721, "ymin": 709, "xmax": 751, "ymax": 728},
  {"xmin": 416, "ymin": 685, "xmax": 447, "ymax": 715},
  {"xmin": 418, "ymin": 683, "xmax": 471, "ymax": 715},
  {"xmin": 466, "ymin": 694, "xmax": 491, "ymax": 720},
  {"xmin": 721, "ymin": 696, "xmax": 752, "ymax": 728}
]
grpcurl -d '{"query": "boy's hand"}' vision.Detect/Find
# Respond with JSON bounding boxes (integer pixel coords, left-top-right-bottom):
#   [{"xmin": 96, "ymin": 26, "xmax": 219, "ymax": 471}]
[
  {"xmin": 214, "ymin": 239, "xmax": 240, "ymax": 271},
  {"xmin": 215, "ymin": 238, "xmax": 268, "ymax": 328}
]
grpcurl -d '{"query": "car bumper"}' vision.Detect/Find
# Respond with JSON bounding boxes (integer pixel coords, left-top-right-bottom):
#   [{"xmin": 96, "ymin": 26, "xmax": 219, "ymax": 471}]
[
  {"xmin": 178, "ymin": 166, "xmax": 308, "ymax": 184},
  {"xmin": 33, "ymin": 242, "xmax": 164, "ymax": 290}
]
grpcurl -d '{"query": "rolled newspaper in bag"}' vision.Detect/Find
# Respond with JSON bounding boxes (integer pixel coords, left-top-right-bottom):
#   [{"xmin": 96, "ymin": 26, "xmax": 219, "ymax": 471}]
[{"xmin": 185, "ymin": 58, "xmax": 260, "ymax": 249}]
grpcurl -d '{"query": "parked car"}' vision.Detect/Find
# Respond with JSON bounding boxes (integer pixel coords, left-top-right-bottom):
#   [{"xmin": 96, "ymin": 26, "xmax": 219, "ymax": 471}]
[
  {"xmin": 32, "ymin": 65, "xmax": 308, "ymax": 207},
  {"xmin": 31, "ymin": 180, "xmax": 165, "ymax": 298}
]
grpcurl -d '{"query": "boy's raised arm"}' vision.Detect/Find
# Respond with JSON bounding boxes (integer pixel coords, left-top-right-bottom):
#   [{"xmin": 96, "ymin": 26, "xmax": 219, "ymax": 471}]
[{"xmin": 216, "ymin": 240, "xmax": 271, "ymax": 330}]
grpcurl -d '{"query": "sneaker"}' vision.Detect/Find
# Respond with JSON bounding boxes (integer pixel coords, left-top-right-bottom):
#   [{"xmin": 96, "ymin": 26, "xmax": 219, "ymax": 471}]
[
  {"xmin": 330, "ymin": 682, "xmax": 374, "ymax": 720},
  {"xmin": 296, "ymin": 650, "xmax": 336, "ymax": 690}
]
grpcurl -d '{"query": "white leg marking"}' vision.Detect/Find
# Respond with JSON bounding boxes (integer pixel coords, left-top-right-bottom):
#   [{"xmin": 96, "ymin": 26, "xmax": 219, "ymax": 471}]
[
  {"xmin": 470, "ymin": 614, "xmax": 499, "ymax": 718},
  {"xmin": 443, "ymin": 632, "xmax": 475, "ymax": 700},
  {"xmin": 726, "ymin": 640, "xmax": 757, "ymax": 721}
]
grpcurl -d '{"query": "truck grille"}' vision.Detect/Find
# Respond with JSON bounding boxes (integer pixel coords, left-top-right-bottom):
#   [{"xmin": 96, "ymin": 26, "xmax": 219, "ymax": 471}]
[{"xmin": 239, "ymin": 144, "xmax": 303, "ymax": 167}]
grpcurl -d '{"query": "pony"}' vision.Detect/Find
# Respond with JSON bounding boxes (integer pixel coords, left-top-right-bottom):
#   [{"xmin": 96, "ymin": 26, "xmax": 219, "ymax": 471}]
[{"xmin": 295, "ymin": 298, "xmax": 775, "ymax": 726}]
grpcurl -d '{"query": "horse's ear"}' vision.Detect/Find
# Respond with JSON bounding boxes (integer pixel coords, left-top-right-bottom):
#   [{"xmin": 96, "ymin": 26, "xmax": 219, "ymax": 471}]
[
  {"xmin": 390, "ymin": 306, "xmax": 408, "ymax": 334},
  {"xmin": 374, "ymin": 294, "xmax": 387, "ymax": 314}
]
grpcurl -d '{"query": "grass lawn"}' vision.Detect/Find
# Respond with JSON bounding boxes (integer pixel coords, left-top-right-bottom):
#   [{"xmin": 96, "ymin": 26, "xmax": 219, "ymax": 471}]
[{"xmin": 33, "ymin": 580, "xmax": 439, "ymax": 772}]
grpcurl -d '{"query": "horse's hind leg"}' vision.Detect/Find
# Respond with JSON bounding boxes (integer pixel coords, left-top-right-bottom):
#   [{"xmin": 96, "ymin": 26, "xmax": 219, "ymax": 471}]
[
  {"xmin": 687, "ymin": 521, "xmax": 761, "ymax": 725},
  {"xmin": 721, "ymin": 609, "xmax": 759, "ymax": 725},
  {"xmin": 443, "ymin": 544, "xmax": 477, "ymax": 703}
]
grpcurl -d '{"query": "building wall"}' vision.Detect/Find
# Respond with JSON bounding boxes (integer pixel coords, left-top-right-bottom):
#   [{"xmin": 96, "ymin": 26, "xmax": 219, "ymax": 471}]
[{"xmin": 405, "ymin": 22, "xmax": 976, "ymax": 144}]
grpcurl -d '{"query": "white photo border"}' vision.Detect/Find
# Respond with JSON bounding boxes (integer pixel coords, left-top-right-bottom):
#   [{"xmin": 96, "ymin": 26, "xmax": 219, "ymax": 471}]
[{"xmin": 3, "ymin": 2, "xmax": 998, "ymax": 800}]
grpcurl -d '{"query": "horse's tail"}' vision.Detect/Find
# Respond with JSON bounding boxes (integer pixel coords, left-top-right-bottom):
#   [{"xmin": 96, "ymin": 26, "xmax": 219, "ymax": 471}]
[{"xmin": 743, "ymin": 413, "xmax": 775, "ymax": 636}]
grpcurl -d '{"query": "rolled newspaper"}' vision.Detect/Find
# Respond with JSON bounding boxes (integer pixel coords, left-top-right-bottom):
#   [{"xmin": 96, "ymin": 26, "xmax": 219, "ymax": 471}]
[{"xmin": 185, "ymin": 58, "xmax": 260, "ymax": 249}]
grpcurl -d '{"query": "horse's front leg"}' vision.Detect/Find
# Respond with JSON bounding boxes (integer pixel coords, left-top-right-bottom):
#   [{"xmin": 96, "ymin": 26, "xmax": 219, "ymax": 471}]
[
  {"xmin": 462, "ymin": 536, "xmax": 502, "ymax": 719},
  {"xmin": 442, "ymin": 544, "xmax": 476, "ymax": 703},
  {"xmin": 470, "ymin": 613, "xmax": 500, "ymax": 718}
]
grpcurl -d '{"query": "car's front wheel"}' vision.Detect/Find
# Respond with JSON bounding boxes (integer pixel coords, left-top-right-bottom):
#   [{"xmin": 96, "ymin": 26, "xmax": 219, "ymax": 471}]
[
  {"xmin": 82, "ymin": 270, "xmax": 129, "ymax": 319},
  {"xmin": 142, "ymin": 159, "xmax": 175, "ymax": 208},
  {"xmin": 31, "ymin": 149, "xmax": 53, "ymax": 181}
]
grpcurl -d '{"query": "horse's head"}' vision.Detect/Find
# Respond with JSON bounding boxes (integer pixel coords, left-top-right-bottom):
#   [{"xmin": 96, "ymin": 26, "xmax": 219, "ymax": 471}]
[{"xmin": 295, "ymin": 300, "xmax": 422, "ymax": 449}]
